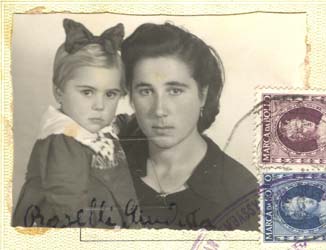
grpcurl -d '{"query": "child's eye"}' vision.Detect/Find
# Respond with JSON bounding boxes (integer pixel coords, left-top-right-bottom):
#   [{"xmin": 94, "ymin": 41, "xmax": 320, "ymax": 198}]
[
  {"xmin": 168, "ymin": 88, "xmax": 184, "ymax": 96},
  {"xmin": 81, "ymin": 89, "xmax": 93, "ymax": 96},
  {"xmin": 138, "ymin": 88, "xmax": 153, "ymax": 96},
  {"xmin": 106, "ymin": 91, "xmax": 120, "ymax": 99}
]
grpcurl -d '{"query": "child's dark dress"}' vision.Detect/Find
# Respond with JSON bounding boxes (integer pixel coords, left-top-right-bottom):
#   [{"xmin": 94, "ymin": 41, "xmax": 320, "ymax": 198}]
[{"xmin": 12, "ymin": 106, "xmax": 139, "ymax": 228}]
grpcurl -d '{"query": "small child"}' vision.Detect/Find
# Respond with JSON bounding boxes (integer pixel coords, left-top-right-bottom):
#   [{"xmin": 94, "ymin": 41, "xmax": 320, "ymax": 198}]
[{"xmin": 12, "ymin": 19, "xmax": 139, "ymax": 228}]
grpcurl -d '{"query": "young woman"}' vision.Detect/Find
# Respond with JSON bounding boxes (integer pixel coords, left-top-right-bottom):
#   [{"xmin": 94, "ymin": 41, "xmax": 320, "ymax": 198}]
[{"xmin": 119, "ymin": 22, "xmax": 259, "ymax": 231}]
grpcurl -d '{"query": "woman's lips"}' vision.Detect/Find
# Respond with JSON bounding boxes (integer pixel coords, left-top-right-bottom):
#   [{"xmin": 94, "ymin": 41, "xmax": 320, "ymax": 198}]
[
  {"xmin": 152, "ymin": 125, "xmax": 174, "ymax": 129},
  {"xmin": 152, "ymin": 125, "xmax": 174, "ymax": 132},
  {"xmin": 89, "ymin": 118, "xmax": 104, "ymax": 124}
]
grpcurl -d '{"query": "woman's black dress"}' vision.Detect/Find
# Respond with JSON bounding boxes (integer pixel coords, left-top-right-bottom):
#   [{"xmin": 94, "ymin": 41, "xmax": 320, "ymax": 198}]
[{"xmin": 118, "ymin": 115, "xmax": 259, "ymax": 231}]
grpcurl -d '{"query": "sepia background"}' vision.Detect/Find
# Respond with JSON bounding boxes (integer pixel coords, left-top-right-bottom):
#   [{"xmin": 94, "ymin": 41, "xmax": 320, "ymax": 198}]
[{"xmin": 12, "ymin": 13, "xmax": 306, "ymax": 209}]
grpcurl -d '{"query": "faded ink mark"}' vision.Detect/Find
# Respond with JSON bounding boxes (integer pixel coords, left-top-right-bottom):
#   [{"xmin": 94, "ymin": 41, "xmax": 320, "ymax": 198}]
[
  {"xmin": 191, "ymin": 229, "xmax": 219, "ymax": 250},
  {"xmin": 14, "ymin": 227, "xmax": 50, "ymax": 236},
  {"xmin": 25, "ymin": 7, "xmax": 46, "ymax": 14},
  {"xmin": 63, "ymin": 123, "xmax": 80, "ymax": 138},
  {"xmin": 223, "ymin": 100, "xmax": 263, "ymax": 151},
  {"xmin": 304, "ymin": 32, "xmax": 311, "ymax": 89},
  {"xmin": 288, "ymin": 241, "xmax": 307, "ymax": 250}
]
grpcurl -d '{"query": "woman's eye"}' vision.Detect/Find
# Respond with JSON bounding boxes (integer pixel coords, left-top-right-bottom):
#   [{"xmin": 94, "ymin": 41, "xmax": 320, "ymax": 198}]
[
  {"xmin": 168, "ymin": 88, "xmax": 183, "ymax": 96},
  {"xmin": 139, "ymin": 88, "xmax": 153, "ymax": 96},
  {"xmin": 81, "ymin": 90, "xmax": 93, "ymax": 96},
  {"xmin": 106, "ymin": 91, "xmax": 119, "ymax": 99}
]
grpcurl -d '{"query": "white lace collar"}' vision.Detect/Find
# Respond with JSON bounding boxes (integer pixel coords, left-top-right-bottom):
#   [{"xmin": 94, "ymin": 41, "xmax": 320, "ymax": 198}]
[{"xmin": 37, "ymin": 106, "xmax": 122, "ymax": 169}]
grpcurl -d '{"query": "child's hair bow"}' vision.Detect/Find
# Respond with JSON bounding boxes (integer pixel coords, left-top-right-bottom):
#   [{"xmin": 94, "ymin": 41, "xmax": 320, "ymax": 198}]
[{"xmin": 63, "ymin": 18, "xmax": 124, "ymax": 54}]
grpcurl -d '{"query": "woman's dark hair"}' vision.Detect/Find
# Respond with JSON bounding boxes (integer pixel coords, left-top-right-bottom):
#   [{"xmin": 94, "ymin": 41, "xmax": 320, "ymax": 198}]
[{"xmin": 121, "ymin": 22, "xmax": 225, "ymax": 133}]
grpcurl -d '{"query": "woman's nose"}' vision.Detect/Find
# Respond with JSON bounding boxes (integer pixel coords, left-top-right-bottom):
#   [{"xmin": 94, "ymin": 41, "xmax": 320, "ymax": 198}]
[
  {"xmin": 92, "ymin": 95, "xmax": 105, "ymax": 111},
  {"xmin": 153, "ymin": 94, "xmax": 168, "ymax": 117}
]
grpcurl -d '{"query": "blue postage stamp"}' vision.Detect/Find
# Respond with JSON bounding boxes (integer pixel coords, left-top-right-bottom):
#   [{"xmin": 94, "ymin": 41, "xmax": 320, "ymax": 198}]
[{"xmin": 263, "ymin": 173, "xmax": 326, "ymax": 242}]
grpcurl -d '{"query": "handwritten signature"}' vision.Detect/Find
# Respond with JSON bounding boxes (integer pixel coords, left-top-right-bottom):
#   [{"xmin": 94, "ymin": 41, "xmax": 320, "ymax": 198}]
[
  {"xmin": 23, "ymin": 197, "xmax": 257, "ymax": 229},
  {"xmin": 23, "ymin": 198, "xmax": 210, "ymax": 228}
]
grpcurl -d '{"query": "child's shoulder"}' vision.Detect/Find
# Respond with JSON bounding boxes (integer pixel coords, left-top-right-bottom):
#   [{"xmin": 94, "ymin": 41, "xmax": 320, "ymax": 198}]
[
  {"xmin": 31, "ymin": 134, "xmax": 93, "ymax": 165},
  {"xmin": 35, "ymin": 133, "xmax": 88, "ymax": 150},
  {"xmin": 37, "ymin": 106, "xmax": 83, "ymax": 140},
  {"xmin": 26, "ymin": 134, "xmax": 92, "ymax": 182},
  {"xmin": 35, "ymin": 106, "xmax": 97, "ymax": 152}
]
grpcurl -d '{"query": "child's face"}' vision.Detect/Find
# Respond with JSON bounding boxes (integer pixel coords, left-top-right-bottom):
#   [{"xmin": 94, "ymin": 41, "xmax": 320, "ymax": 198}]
[{"xmin": 56, "ymin": 66, "xmax": 122, "ymax": 133}]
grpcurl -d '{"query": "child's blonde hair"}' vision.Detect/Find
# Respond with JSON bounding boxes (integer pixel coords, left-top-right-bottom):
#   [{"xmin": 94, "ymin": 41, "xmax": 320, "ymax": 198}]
[{"xmin": 53, "ymin": 43, "xmax": 126, "ymax": 95}]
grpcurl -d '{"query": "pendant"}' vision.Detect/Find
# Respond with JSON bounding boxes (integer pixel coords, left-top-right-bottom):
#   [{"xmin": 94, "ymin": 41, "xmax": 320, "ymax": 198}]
[
  {"xmin": 158, "ymin": 193, "xmax": 169, "ymax": 207},
  {"xmin": 159, "ymin": 192, "xmax": 168, "ymax": 198}
]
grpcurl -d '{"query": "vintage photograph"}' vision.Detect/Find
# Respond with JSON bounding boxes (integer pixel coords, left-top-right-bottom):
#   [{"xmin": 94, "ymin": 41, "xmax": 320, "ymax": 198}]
[{"xmin": 11, "ymin": 13, "xmax": 306, "ymax": 231}]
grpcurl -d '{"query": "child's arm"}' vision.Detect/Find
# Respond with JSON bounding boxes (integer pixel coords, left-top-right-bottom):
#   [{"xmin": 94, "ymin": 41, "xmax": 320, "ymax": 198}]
[
  {"xmin": 41, "ymin": 134, "xmax": 91, "ymax": 226},
  {"xmin": 13, "ymin": 134, "xmax": 91, "ymax": 227},
  {"xmin": 115, "ymin": 113, "xmax": 146, "ymax": 151},
  {"xmin": 114, "ymin": 113, "xmax": 137, "ymax": 137}
]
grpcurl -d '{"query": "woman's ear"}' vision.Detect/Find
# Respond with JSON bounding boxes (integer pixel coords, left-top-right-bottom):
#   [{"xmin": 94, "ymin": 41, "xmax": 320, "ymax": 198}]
[
  {"xmin": 200, "ymin": 87, "xmax": 208, "ymax": 107},
  {"xmin": 52, "ymin": 85, "xmax": 64, "ymax": 104}
]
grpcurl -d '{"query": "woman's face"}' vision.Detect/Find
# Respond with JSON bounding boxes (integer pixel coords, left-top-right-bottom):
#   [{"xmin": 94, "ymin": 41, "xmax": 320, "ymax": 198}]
[{"xmin": 131, "ymin": 56, "xmax": 206, "ymax": 149}]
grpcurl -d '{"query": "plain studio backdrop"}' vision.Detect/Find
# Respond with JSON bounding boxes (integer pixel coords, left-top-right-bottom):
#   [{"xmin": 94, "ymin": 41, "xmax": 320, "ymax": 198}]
[{"xmin": 12, "ymin": 13, "xmax": 306, "ymax": 208}]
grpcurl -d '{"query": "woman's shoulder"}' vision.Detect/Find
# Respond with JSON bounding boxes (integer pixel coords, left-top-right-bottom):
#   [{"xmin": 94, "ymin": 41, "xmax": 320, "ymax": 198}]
[
  {"xmin": 201, "ymin": 135, "xmax": 258, "ymax": 202},
  {"xmin": 204, "ymin": 136, "xmax": 257, "ymax": 182},
  {"xmin": 201, "ymin": 136, "xmax": 259, "ymax": 230}
]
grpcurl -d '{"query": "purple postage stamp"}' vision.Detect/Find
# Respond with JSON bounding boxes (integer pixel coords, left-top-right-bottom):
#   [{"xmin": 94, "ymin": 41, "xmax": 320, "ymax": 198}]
[{"xmin": 261, "ymin": 94, "xmax": 326, "ymax": 164}]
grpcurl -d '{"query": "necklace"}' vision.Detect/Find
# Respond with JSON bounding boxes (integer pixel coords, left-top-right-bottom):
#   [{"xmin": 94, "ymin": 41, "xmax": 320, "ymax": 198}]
[
  {"xmin": 149, "ymin": 159, "xmax": 168, "ymax": 198},
  {"xmin": 147, "ymin": 159, "xmax": 187, "ymax": 199}
]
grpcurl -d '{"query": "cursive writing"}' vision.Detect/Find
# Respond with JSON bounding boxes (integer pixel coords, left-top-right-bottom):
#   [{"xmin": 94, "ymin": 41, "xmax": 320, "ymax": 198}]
[{"xmin": 23, "ymin": 195, "xmax": 258, "ymax": 230}]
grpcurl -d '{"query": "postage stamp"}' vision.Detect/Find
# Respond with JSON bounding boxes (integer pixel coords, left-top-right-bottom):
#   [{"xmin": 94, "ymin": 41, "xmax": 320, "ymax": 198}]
[
  {"xmin": 262, "ymin": 172, "xmax": 326, "ymax": 242},
  {"xmin": 261, "ymin": 93, "xmax": 326, "ymax": 164}
]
